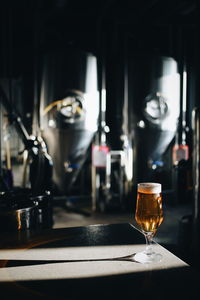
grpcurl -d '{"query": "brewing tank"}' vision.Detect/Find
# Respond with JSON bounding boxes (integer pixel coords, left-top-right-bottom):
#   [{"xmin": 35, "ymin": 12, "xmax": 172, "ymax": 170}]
[
  {"xmin": 39, "ymin": 48, "xmax": 99, "ymax": 194},
  {"xmin": 127, "ymin": 54, "xmax": 180, "ymax": 183}
]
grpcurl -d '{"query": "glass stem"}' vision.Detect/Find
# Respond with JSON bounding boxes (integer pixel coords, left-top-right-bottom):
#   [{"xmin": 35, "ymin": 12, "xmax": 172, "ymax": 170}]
[{"xmin": 144, "ymin": 232, "xmax": 154, "ymax": 255}]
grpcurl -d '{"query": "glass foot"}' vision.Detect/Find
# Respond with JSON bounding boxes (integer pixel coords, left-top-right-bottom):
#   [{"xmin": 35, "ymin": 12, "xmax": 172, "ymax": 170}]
[{"xmin": 134, "ymin": 251, "xmax": 162, "ymax": 264}]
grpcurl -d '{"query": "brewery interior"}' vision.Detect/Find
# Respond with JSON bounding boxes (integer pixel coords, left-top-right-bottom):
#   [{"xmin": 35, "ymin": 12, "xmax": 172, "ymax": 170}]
[{"xmin": 0, "ymin": 0, "xmax": 200, "ymax": 272}]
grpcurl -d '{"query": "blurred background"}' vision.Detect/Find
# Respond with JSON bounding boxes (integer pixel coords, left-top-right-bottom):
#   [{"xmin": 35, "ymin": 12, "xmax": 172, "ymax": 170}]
[{"xmin": 0, "ymin": 0, "xmax": 200, "ymax": 268}]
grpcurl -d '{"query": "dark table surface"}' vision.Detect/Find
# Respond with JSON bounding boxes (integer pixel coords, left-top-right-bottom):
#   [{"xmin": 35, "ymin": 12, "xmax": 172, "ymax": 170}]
[{"xmin": 0, "ymin": 223, "xmax": 199, "ymax": 299}]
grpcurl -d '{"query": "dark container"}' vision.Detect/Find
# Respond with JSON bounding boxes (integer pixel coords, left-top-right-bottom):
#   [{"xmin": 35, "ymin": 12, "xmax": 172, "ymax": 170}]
[
  {"xmin": 0, "ymin": 190, "xmax": 53, "ymax": 232},
  {"xmin": 0, "ymin": 200, "xmax": 37, "ymax": 232}
]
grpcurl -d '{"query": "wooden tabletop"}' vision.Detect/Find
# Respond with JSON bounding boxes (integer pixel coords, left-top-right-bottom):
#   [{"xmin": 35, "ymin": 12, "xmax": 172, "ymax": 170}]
[{"xmin": 0, "ymin": 223, "xmax": 199, "ymax": 299}]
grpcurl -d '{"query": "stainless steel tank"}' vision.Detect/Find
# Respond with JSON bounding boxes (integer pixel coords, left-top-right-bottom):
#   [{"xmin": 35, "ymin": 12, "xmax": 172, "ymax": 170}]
[
  {"xmin": 127, "ymin": 54, "xmax": 180, "ymax": 183},
  {"xmin": 39, "ymin": 48, "xmax": 99, "ymax": 194}
]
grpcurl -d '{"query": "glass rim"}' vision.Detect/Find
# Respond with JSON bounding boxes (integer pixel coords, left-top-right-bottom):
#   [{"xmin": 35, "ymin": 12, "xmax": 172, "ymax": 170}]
[{"xmin": 137, "ymin": 182, "xmax": 161, "ymax": 193}]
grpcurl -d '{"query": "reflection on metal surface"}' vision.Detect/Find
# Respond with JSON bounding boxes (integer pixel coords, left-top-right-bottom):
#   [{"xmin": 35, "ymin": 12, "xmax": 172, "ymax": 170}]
[
  {"xmin": 39, "ymin": 48, "xmax": 99, "ymax": 194},
  {"xmin": 144, "ymin": 93, "xmax": 168, "ymax": 125},
  {"xmin": 43, "ymin": 93, "xmax": 85, "ymax": 124}
]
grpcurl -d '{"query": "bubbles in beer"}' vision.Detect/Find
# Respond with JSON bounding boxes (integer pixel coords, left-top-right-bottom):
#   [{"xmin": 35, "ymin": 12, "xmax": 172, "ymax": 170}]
[{"xmin": 135, "ymin": 182, "xmax": 163, "ymax": 233}]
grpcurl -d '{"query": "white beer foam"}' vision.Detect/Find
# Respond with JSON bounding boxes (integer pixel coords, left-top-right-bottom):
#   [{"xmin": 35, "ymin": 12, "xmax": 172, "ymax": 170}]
[{"xmin": 138, "ymin": 182, "xmax": 161, "ymax": 193}]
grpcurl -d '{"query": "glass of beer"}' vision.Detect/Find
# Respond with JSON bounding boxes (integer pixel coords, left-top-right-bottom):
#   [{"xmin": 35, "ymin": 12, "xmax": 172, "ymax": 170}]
[{"xmin": 134, "ymin": 182, "xmax": 164, "ymax": 263}]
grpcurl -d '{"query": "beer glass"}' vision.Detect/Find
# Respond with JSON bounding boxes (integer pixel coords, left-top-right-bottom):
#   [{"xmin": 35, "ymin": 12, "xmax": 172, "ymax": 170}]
[{"xmin": 134, "ymin": 182, "xmax": 164, "ymax": 263}]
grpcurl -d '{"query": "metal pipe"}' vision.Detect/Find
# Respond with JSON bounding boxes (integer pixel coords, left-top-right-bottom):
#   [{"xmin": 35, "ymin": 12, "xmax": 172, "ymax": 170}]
[
  {"xmin": 192, "ymin": 107, "xmax": 200, "ymax": 262},
  {"xmin": 192, "ymin": 107, "xmax": 200, "ymax": 221}
]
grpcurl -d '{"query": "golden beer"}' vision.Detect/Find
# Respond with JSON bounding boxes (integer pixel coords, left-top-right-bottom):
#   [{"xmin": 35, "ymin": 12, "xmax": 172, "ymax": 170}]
[{"xmin": 135, "ymin": 183, "xmax": 163, "ymax": 233}]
